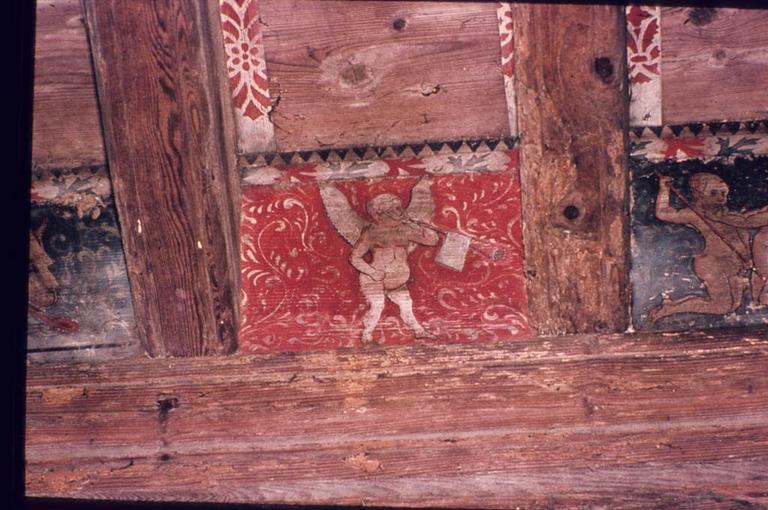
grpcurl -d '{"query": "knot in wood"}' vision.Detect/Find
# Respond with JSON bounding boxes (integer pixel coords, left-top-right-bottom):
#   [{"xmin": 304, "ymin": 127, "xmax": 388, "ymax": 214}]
[
  {"xmin": 563, "ymin": 205, "xmax": 580, "ymax": 221},
  {"xmin": 593, "ymin": 57, "xmax": 614, "ymax": 84},
  {"xmin": 156, "ymin": 396, "xmax": 179, "ymax": 419},
  {"xmin": 714, "ymin": 49, "xmax": 727, "ymax": 61},
  {"xmin": 687, "ymin": 7, "xmax": 718, "ymax": 26},
  {"xmin": 340, "ymin": 63, "xmax": 370, "ymax": 86},
  {"xmin": 392, "ymin": 17, "xmax": 406, "ymax": 31}
]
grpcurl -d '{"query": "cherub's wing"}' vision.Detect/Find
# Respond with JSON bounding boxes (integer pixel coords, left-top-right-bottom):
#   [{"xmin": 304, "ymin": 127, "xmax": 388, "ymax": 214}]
[
  {"xmin": 319, "ymin": 184, "xmax": 368, "ymax": 245},
  {"xmin": 406, "ymin": 177, "xmax": 435, "ymax": 223}
]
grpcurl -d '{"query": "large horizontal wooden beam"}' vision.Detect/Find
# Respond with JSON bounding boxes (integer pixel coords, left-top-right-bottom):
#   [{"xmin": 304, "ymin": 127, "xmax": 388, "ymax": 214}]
[
  {"xmin": 82, "ymin": 0, "xmax": 241, "ymax": 356},
  {"xmin": 26, "ymin": 327, "xmax": 768, "ymax": 507}
]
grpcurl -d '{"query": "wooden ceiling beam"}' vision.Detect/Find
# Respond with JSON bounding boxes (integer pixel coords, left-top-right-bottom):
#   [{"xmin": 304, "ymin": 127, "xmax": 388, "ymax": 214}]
[
  {"xmin": 25, "ymin": 327, "xmax": 768, "ymax": 506},
  {"xmin": 81, "ymin": 0, "xmax": 241, "ymax": 357},
  {"xmin": 512, "ymin": 3, "xmax": 630, "ymax": 335}
]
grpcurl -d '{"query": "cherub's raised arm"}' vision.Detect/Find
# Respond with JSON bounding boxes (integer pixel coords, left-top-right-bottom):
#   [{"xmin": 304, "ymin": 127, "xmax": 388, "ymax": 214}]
[
  {"xmin": 656, "ymin": 176, "xmax": 698, "ymax": 225},
  {"xmin": 405, "ymin": 221, "xmax": 439, "ymax": 246},
  {"xmin": 746, "ymin": 205, "xmax": 768, "ymax": 228},
  {"xmin": 713, "ymin": 205, "xmax": 768, "ymax": 229}
]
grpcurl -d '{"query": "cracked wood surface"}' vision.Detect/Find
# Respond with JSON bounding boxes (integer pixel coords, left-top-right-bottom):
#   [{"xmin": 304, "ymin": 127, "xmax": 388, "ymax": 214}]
[
  {"xmin": 26, "ymin": 327, "xmax": 768, "ymax": 508},
  {"xmin": 512, "ymin": 4, "xmax": 630, "ymax": 336},
  {"xmin": 82, "ymin": 0, "xmax": 241, "ymax": 357}
]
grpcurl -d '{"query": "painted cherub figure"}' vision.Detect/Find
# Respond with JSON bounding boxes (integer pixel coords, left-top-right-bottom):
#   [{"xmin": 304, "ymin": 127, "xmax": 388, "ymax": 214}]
[
  {"xmin": 320, "ymin": 178, "xmax": 439, "ymax": 343},
  {"xmin": 649, "ymin": 173, "xmax": 768, "ymax": 322}
]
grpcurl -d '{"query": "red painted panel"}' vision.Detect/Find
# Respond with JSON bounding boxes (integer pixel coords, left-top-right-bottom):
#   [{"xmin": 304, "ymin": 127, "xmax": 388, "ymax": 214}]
[{"xmin": 240, "ymin": 158, "xmax": 530, "ymax": 352}]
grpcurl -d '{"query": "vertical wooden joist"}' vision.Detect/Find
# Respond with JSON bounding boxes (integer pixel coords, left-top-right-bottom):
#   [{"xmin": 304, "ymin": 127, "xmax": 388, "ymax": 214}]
[
  {"xmin": 512, "ymin": 4, "xmax": 629, "ymax": 335},
  {"xmin": 82, "ymin": 0, "xmax": 241, "ymax": 356}
]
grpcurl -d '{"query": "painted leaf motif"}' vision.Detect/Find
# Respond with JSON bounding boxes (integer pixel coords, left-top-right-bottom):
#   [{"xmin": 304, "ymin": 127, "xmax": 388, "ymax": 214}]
[
  {"xmin": 219, "ymin": 0, "xmax": 270, "ymax": 120},
  {"xmin": 627, "ymin": 5, "xmax": 652, "ymax": 29},
  {"xmin": 663, "ymin": 137, "xmax": 705, "ymax": 159}
]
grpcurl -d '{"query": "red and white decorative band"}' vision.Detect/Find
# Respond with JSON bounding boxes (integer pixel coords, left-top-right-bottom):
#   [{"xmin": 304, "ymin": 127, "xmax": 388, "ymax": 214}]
[
  {"xmin": 219, "ymin": 0, "xmax": 276, "ymax": 153},
  {"xmin": 627, "ymin": 5, "xmax": 662, "ymax": 127},
  {"xmin": 496, "ymin": 2, "xmax": 517, "ymax": 136}
]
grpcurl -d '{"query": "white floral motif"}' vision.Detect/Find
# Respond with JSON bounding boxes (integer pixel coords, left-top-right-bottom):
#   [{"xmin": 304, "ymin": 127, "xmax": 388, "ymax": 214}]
[{"xmin": 219, "ymin": 0, "xmax": 271, "ymax": 120}]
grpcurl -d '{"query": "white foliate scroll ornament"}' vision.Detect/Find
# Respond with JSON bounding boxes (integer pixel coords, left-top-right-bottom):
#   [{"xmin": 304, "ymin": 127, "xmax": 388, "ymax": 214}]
[
  {"xmin": 496, "ymin": 2, "xmax": 517, "ymax": 136},
  {"xmin": 219, "ymin": 0, "xmax": 276, "ymax": 153},
  {"xmin": 627, "ymin": 5, "xmax": 662, "ymax": 127},
  {"xmin": 239, "ymin": 170, "xmax": 531, "ymax": 352}
]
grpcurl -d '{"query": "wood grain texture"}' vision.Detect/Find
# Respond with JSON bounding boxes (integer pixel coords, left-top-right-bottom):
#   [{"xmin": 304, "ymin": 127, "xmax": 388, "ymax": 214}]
[
  {"xmin": 662, "ymin": 7, "xmax": 768, "ymax": 124},
  {"xmin": 33, "ymin": 0, "xmax": 105, "ymax": 169},
  {"xmin": 82, "ymin": 0, "xmax": 241, "ymax": 357},
  {"xmin": 259, "ymin": 0, "xmax": 510, "ymax": 153},
  {"xmin": 25, "ymin": 327, "xmax": 768, "ymax": 508},
  {"xmin": 513, "ymin": 4, "xmax": 629, "ymax": 335}
]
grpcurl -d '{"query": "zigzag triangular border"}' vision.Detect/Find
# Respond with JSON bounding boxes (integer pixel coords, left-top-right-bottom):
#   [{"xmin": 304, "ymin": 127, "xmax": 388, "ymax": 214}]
[
  {"xmin": 629, "ymin": 121, "xmax": 768, "ymax": 139},
  {"xmin": 242, "ymin": 137, "xmax": 521, "ymax": 169}
]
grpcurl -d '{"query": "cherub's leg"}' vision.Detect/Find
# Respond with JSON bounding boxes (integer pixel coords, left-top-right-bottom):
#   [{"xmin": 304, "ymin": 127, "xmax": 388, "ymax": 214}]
[
  {"xmin": 360, "ymin": 279, "xmax": 385, "ymax": 343},
  {"xmin": 648, "ymin": 273, "xmax": 744, "ymax": 323},
  {"xmin": 386, "ymin": 287, "xmax": 434, "ymax": 339},
  {"xmin": 752, "ymin": 272, "xmax": 766, "ymax": 305},
  {"xmin": 727, "ymin": 274, "xmax": 750, "ymax": 311}
]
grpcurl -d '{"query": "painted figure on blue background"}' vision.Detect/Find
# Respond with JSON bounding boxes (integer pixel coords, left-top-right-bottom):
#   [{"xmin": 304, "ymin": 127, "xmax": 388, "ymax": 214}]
[{"xmin": 650, "ymin": 173, "xmax": 768, "ymax": 322}]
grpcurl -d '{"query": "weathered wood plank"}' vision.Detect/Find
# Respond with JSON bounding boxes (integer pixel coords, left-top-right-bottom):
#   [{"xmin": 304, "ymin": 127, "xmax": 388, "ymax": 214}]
[
  {"xmin": 82, "ymin": 0, "xmax": 241, "ymax": 357},
  {"xmin": 662, "ymin": 7, "xmax": 768, "ymax": 124},
  {"xmin": 259, "ymin": 0, "xmax": 510, "ymax": 153},
  {"xmin": 25, "ymin": 328, "xmax": 768, "ymax": 507},
  {"xmin": 33, "ymin": 0, "xmax": 105, "ymax": 169},
  {"xmin": 512, "ymin": 4, "xmax": 629, "ymax": 335}
]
